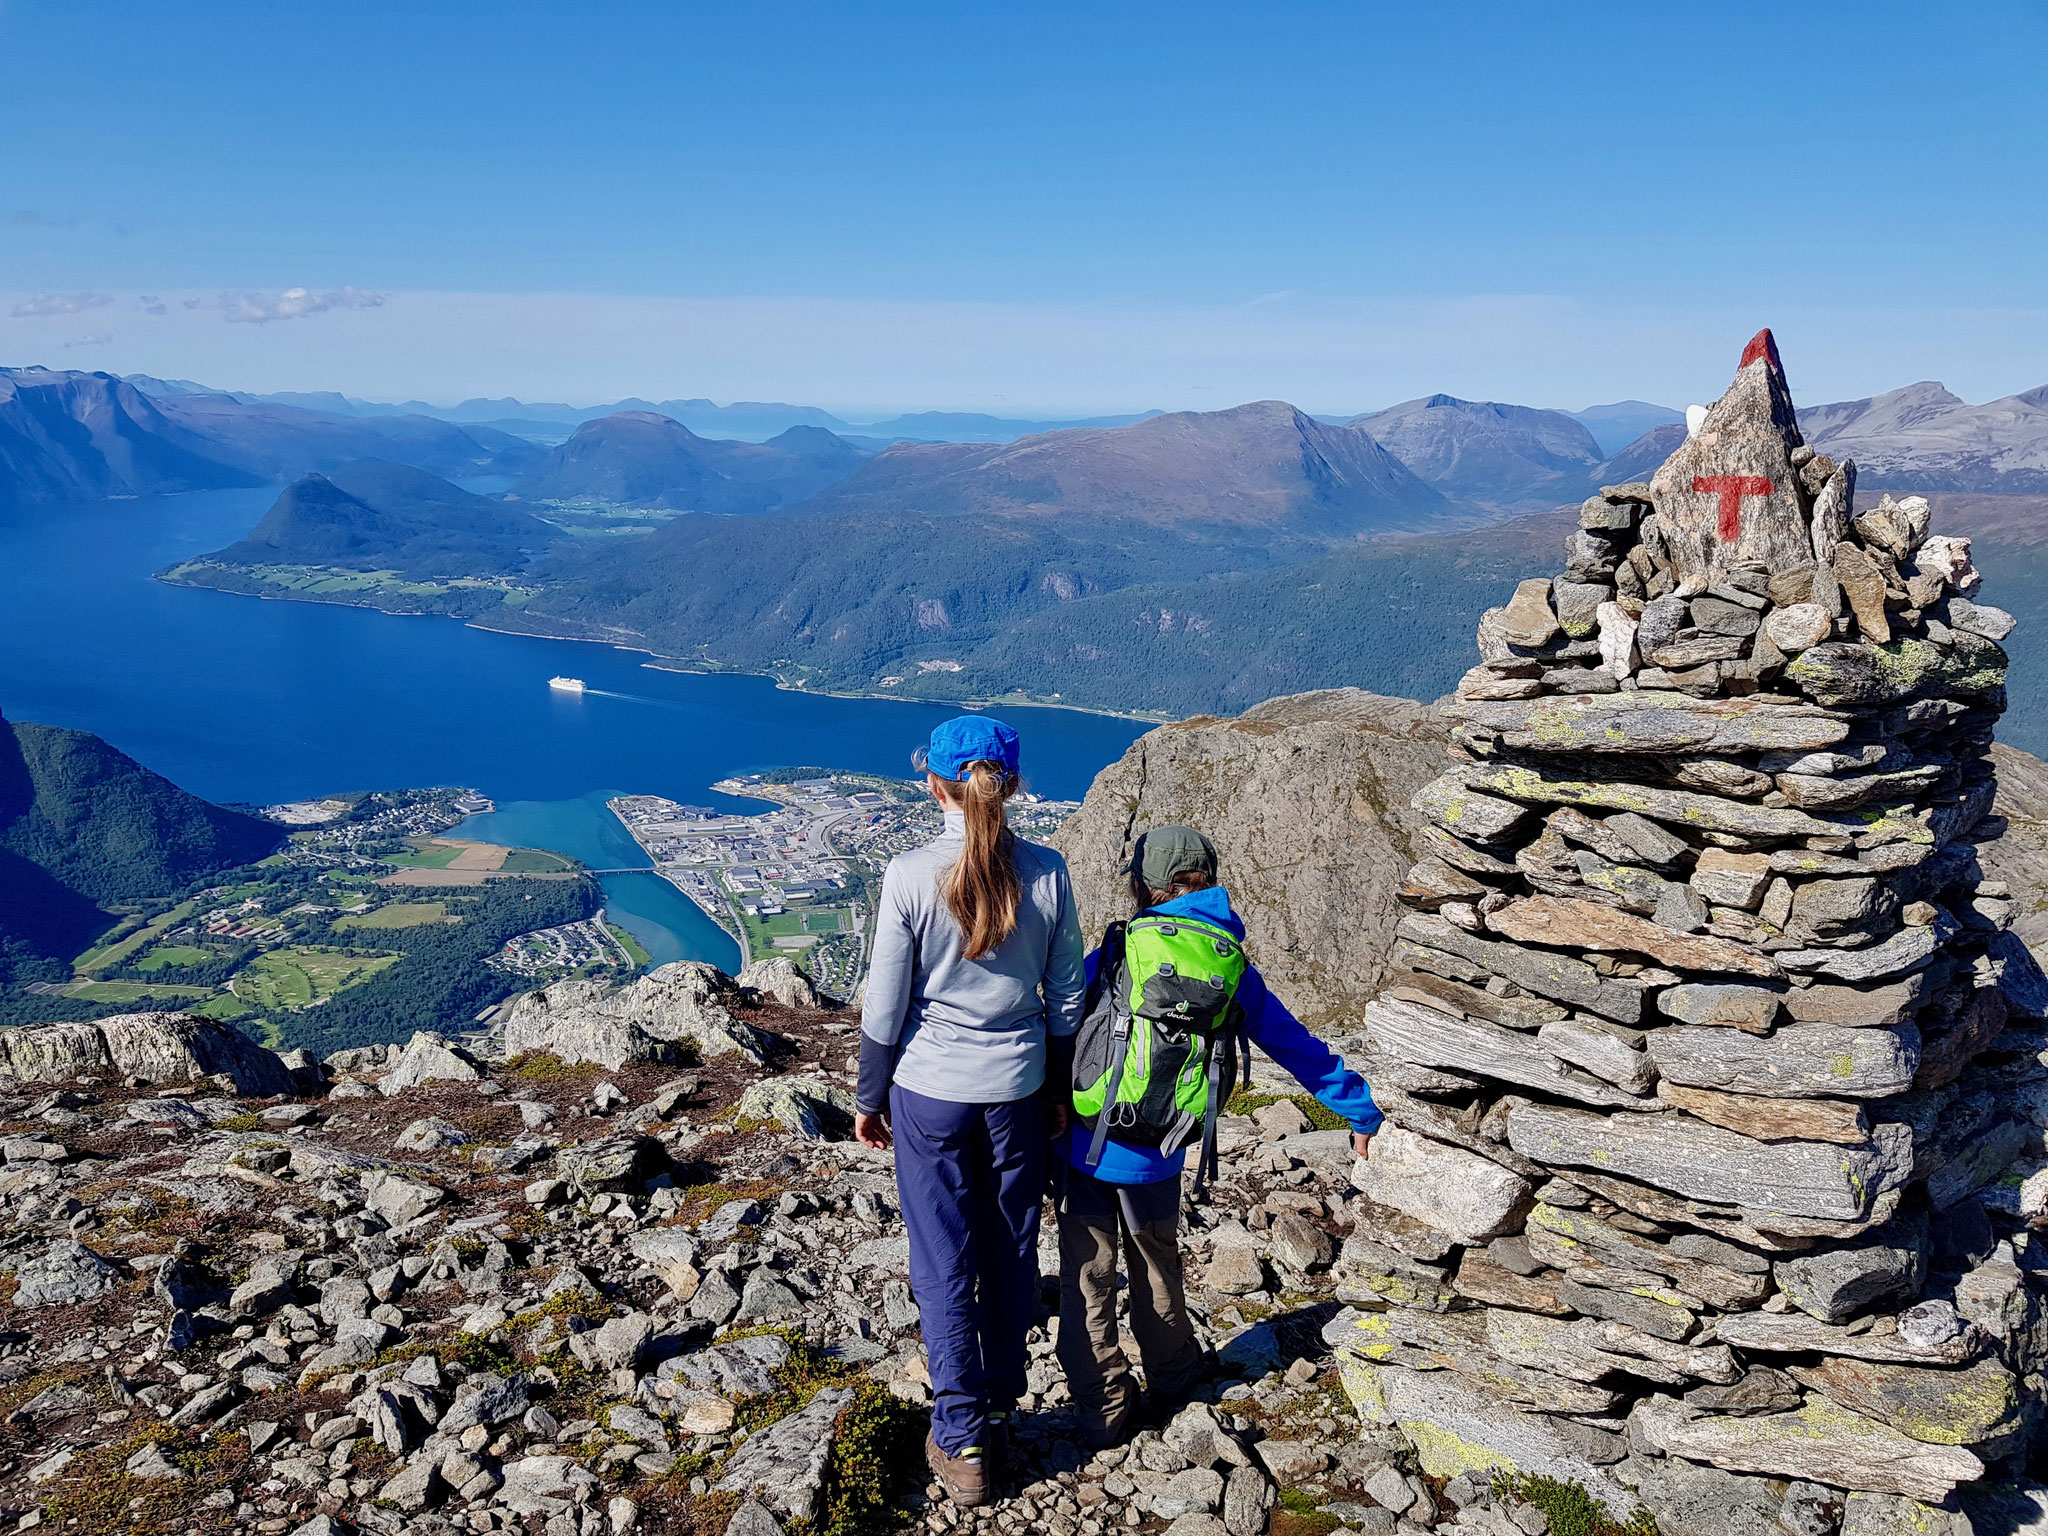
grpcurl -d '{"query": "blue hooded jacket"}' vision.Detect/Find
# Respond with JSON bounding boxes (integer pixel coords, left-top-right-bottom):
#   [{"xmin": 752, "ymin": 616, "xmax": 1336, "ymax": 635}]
[{"xmin": 1063, "ymin": 884, "xmax": 1382, "ymax": 1185}]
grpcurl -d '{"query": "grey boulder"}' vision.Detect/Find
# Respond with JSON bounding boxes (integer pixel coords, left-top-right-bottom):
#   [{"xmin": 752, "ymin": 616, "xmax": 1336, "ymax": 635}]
[{"xmin": 13, "ymin": 1239, "xmax": 119, "ymax": 1307}]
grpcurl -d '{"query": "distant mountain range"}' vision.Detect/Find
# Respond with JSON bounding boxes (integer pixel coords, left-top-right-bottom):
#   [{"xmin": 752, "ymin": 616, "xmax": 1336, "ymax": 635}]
[
  {"xmin": 509, "ymin": 412, "xmax": 871, "ymax": 514},
  {"xmin": 1, "ymin": 366, "xmax": 538, "ymax": 514},
  {"xmin": 1564, "ymin": 400, "xmax": 1686, "ymax": 456},
  {"xmin": 1799, "ymin": 381, "xmax": 2048, "ymax": 492},
  {"xmin": 1345, "ymin": 396, "xmax": 1607, "ymax": 509},
  {"xmin": 0, "ymin": 368, "xmax": 260, "ymax": 511},
  {"xmin": 0, "ymin": 703, "xmax": 279, "ymax": 986},
  {"xmin": 125, "ymin": 376, "xmax": 1170, "ymax": 446},
  {"xmin": 789, "ymin": 401, "xmax": 1456, "ymax": 537}
]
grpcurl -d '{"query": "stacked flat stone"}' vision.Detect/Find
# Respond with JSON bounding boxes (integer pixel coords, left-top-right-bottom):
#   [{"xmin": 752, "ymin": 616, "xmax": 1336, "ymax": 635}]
[{"xmin": 1323, "ymin": 331, "xmax": 2048, "ymax": 1532}]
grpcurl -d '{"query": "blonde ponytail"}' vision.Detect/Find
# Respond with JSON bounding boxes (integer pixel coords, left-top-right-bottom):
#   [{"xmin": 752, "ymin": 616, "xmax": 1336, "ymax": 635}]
[{"xmin": 941, "ymin": 759, "xmax": 1021, "ymax": 960}]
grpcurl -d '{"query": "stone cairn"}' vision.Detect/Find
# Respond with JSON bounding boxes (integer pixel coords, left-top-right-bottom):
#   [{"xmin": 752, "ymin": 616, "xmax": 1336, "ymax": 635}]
[{"xmin": 1324, "ymin": 330, "xmax": 2048, "ymax": 1530}]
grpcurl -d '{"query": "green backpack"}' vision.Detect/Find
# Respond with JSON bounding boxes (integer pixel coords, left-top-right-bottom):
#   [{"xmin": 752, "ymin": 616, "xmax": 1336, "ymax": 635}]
[{"xmin": 1071, "ymin": 914, "xmax": 1252, "ymax": 1183}]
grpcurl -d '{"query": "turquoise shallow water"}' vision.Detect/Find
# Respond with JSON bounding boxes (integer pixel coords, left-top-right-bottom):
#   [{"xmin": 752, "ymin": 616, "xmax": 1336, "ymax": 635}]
[
  {"xmin": 0, "ymin": 488, "xmax": 1151, "ymax": 965},
  {"xmin": 452, "ymin": 792, "xmax": 742, "ymax": 971}
]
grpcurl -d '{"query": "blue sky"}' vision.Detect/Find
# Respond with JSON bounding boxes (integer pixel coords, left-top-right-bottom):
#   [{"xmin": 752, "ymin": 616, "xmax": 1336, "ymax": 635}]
[{"xmin": 2, "ymin": 1, "xmax": 2044, "ymax": 414}]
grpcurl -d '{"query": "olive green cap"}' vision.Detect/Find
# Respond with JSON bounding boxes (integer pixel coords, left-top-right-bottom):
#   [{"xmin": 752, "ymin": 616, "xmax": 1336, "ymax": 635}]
[{"xmin": 1125, "ymin": 825, "xmax": 1218, "ymax": 890}]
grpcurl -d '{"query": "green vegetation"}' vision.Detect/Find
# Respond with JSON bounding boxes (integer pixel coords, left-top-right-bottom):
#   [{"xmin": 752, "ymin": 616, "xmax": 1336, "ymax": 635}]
[
  {"xmin": 386, "ymin": 840, "xmax": 464, "ymax": 869},
  {"xmin": 237, "ymin": 947, "xmax": 399, "ymax": 1010},
  {"xmin": 40, "ymin": 1421, "xmax": 250, "ymax": 1535},
  {"xmin": 606, "ymin": 922, "xmax": 652, "ymax": 967},
  {"xmin": 1273, "ymin": 1487, "xmax": 1343, "ymax": 1536},
  {"xmin": 1225, "ymin": 1089, "xmax": 1347, "ymax": 1132},
  {"xmin": 134, "ymin": 944, "xmax": 215, "ymax": 968},
  {"xmin": 336, "ymin": 900, "xmax": 448, "ymax": 930},
  {"xmin": 507, "ymin": 1052, "xmax": 602, "ymax": 1084},
  {"xmin": 702, "ymin": 1326, "xmax": 924, "ymax": 1536},
  {"xmin": 67, "ymin": 980, "xmax": 211, "ymax": 1004},
  {"xmin": 275, "ymin": 877, "xmax": 598, "ymax": 1054},
  {"xmin": 501, "ymin": 847, "xmax": 574, "ymax": 872},
  {"xmin": 1492, "ymin": 1474, "xmax": 1659, "ymax": 1536}
]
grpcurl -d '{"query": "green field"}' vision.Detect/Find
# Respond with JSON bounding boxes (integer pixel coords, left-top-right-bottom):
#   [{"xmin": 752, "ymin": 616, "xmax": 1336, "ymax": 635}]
[
  {"xmin": 67, "ymin": 980, "xmax": 211, "ymax": 1004},
  {"xmin": 193, "ymin": 993, "xmax": 254, "ymax": 1021},
  {"xmin": 501, "ymin": 848, "xmax": 574, "ymax": 873},
  {"xmin": 337, "ymin": 901, "xmax": 448, "ymax": 930},
  {"xmin": 802, "ymin": 909, "xmax": 844, "ymax": 934},
  {"xmin": 135, "ymin": 945, "xmax": 216, "ymax": 970},
  {"xmin": 163, "ymin": 562, "xmax": 540, "ymax": 607},
  {"xmin": 606, "ymin": 923, "xmax": 652, "ymax": 967},
  {"xmin": 386, "ymin": 842, "xmax": 465, "ymax": 869},
  {"xmin": 237, "ymin": 947, "xmax": 398, "ymax": 1010},
  {"xmin": 745, "ymin": 910, "xmax": 809, "ymax": 939},
  {"xmin": 73, "ymin": 899, "xmax": 201, "ymax": 976}
]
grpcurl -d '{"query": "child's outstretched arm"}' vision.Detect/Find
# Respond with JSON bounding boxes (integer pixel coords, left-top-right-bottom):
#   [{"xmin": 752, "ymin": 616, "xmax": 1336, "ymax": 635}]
[{"xmin": 1237, "ymin": 966, "xmax": 1383, "ymax": 1148}]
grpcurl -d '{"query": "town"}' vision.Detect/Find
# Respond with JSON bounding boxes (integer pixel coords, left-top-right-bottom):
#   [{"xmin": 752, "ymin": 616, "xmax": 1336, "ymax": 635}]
[{"xmin": 609, "ymin": 769, "xmax": 1078, "ymax": 997}]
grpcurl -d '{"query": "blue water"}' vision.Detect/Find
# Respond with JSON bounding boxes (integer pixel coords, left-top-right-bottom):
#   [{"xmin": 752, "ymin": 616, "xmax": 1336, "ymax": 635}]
[{"xmin": 0, "ymin": 488, "xmax": 1151, "ymax": 965}]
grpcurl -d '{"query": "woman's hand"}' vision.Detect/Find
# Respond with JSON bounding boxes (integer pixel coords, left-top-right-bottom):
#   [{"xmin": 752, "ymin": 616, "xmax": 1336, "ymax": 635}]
[
  {"xmin": 854, "ymin": 1111, "xmax": 893, "ymax": 1151},
  {"xmin": 1048, "ymin": 1103, "xmax": 1070, "ymax": 1138},
  {"xmin": 1352, "ymin": 1130, "xmax": 1374, "ymax": 1160}
]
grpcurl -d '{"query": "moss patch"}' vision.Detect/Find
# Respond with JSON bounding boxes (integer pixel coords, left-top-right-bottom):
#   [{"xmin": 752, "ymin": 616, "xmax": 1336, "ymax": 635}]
[
  {"xmin": 39, "ymin": 1423, "xmax": 250, "ymax": 1534},
  {"xmin": 1493, "ymin": 1473, "xmax": 1659, "ymax": 1536},
  {"xmin": 507, "ymin": 1052, "xmax": 600, "ymax": 1084},
  {"xmin": 1223, "ymin": 1089, "xmax": 1346, "ymax": 1131}
]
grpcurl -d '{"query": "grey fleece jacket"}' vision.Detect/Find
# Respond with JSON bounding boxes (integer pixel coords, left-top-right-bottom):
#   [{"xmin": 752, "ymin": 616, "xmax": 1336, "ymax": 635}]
[{"xmin": 857, "ymin": 808, "xmax": 1087, "ymax": 1110}]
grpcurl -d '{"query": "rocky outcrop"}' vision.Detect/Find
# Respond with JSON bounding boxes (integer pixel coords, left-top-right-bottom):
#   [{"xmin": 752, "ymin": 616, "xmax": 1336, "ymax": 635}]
[
  {"xmin": 0, "ymin": 1010, "xmax": 293, "ymax": 1096},
  {"xmin": 737, "ymin": 956, "xmax": 821, "ymax": 1009},
  {"xmin": 377, "ymin": 1031, "xmax": 483, "ymax": 1097},
  {"xmin": 500, "ymin": 961, "xmax": 765, "ymax": 1070},
  {"xmin": 1053, "ymin": 688, "xmax": 1449, "ymax": 1031}
]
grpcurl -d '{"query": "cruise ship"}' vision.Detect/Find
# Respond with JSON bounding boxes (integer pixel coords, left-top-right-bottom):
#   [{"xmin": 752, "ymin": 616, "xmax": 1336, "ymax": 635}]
[{"xmin": 548, "ymin": 676, "xmax": 586, "ymax": 694}]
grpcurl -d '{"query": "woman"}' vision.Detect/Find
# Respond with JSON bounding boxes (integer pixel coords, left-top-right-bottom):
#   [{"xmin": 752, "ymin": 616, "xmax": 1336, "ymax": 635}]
[
  {"xmin": 1058, "ymin": 825, "xmax": 1379, "ymax": 1448},
  {"xmin": 854, "ymin": 714, "xmax": 1086, "ymax": 1508}
]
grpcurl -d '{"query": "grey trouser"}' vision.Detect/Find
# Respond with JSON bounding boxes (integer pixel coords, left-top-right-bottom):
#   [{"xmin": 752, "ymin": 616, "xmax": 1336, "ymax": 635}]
[{"xmin": 1056, "ymin": 1163, "xmax": 1206, "ymax": 1425}]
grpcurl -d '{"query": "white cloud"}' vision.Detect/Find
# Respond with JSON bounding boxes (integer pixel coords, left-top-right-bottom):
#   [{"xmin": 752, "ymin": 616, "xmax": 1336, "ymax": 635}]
[
  {"xmin": 5, "ymin": 210, "xmax": 73, "ymax": 229},
  {"xmin": 9, "ymin": 290, "xmax": 113, "ymax": 318},
  {"xmin": 215, "ymin": 285, "xmax": 387, "ymax": 325},
  {"xmin": 60, "ymin": 332, "xmax": 113, "ymax": 349},
  {"xmin": 136, "ymin": 295, "xmax": 167, "ymax": 316}
]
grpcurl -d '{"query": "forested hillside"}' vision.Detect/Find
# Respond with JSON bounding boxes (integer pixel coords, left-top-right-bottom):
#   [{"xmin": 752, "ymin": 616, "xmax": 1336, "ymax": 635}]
[
  {"xmin": 0, "ymin": 710, "xmax": 282, "ymax": 984},
  {"xmin": 0, "ymin": 716, "xmax": 278, "ymax": 904}
]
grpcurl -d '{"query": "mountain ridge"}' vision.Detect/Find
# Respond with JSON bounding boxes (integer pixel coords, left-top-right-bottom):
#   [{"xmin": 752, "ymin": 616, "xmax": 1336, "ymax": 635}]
[
  {"xmin": 0, "ymin": 704, "xmax": 280, "ymax": 984},
  {"xmin": 1346, "ymin": 394, "xmax": 1605, "ymax": 508},
  {"xmin": 789, "ymin": 399, "xmax": 1457, "ymax": 536},
  {"xmin": 211, "ymin": 459, "xmax": 565, "ymax": 578},
  {"xmin": 509, "ymin": 412, "xmax": 870, "ymax": 513},
  {"xmin": 0, "ymin": 367, "xmax": 261, "ymax": 512}
]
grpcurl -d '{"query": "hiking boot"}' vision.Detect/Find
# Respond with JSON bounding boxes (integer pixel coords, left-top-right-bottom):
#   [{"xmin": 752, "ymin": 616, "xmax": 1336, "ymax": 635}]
[
  {"xmin": 1075, "ymin": 1404, "xmax": 1133, "ymax": 1451},
  {"xmin": 926, "ymin": 1430, "xmax": 990, "ymax": 1507}
]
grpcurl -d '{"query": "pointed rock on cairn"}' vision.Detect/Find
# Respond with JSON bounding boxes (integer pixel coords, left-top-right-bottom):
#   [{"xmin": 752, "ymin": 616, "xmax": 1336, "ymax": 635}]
[{"xmin": 1332, "ymin": 330, "xmax": 2047, "ymax": 1527}]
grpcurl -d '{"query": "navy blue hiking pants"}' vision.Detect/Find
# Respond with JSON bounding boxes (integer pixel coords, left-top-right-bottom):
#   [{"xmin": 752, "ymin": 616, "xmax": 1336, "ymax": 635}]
[{"xmin": 890, "ymin": 1084, "xmax": 1045, "ymax": 1454}]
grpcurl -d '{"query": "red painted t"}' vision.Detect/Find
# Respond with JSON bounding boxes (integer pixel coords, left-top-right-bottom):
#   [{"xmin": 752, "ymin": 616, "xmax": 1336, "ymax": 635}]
[{"xmin": 1693, "ymin": 475, "xmax": 1773, "ymax": 541}]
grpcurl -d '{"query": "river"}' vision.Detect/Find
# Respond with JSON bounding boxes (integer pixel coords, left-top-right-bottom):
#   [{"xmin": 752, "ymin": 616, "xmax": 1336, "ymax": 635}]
[{"xmin": 0, "ymin": 488, "xmax": 1151, "ymax": 969}]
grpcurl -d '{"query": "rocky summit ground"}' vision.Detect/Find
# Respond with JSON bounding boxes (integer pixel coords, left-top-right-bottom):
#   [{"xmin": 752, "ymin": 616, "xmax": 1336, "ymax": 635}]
[{"xmin": 0, "ymin": 977, "xmax": 1546, "ymax": 1536}]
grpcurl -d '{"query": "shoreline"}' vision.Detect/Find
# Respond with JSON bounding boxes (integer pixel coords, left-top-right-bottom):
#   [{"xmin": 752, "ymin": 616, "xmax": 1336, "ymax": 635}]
[{"xmin": 160, "ymin": 567, "xmax": 1174, "ymax": 725}]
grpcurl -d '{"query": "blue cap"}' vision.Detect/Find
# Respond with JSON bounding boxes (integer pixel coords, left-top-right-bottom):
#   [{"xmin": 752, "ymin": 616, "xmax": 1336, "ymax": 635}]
[{"xmin": 912, "ymin": 715, "xmax": 1020, "ymax": 781}]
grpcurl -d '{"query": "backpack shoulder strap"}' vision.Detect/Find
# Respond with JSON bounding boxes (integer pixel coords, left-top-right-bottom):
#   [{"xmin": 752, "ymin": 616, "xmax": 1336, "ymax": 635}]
[{"xmin": 1083, "ymin": 920, "xmax": 1127, "ymax": 1013}]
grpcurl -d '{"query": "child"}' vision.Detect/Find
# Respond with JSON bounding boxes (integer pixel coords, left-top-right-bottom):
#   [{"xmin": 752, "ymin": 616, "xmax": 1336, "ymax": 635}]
[{"xmin": 1057, "ymin": 825, "xmax": 1380, "ymax": 1447}]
